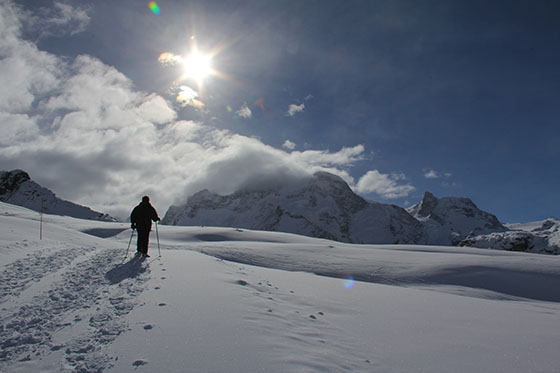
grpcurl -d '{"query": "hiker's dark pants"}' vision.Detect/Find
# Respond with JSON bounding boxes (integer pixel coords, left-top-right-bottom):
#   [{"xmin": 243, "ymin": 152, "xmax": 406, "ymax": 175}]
[{"xmin": 136, "ymin": 229, "xmax": 150, "ymax": 254}]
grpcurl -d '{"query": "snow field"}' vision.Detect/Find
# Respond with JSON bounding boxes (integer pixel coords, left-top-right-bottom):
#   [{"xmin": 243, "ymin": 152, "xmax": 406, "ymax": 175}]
[{"xmin": 1, "ymin": 202, "xmax": 560, "ymax": 372}]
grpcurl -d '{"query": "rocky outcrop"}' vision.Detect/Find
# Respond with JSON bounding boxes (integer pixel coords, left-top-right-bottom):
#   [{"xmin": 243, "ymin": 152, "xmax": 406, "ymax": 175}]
[{"xmin": 460, "ymin": 218, "xmax": 560, "ymax": 255}]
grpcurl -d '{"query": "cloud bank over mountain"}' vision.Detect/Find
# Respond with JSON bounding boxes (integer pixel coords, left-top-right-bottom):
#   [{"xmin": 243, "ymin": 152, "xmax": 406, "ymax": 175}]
[{"xmin": 0, "ymin": 2, "xmax": 415, "ymax": 219}]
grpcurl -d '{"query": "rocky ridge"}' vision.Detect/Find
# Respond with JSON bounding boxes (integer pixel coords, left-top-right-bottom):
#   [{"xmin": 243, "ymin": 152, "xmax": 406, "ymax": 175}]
[{"xmin": 0, "ymin": 170, "xmax": 116, "ymax": 221}]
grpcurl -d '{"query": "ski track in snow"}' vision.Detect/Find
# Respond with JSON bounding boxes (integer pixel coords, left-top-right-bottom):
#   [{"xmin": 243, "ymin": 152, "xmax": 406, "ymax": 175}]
[
  {"xmin": 0, "ymin": 244, "xmax": 97, "ymax": 302},
  {"xmin": 0, "ymin": 246, "xmax": 151, "ymax": 372}
]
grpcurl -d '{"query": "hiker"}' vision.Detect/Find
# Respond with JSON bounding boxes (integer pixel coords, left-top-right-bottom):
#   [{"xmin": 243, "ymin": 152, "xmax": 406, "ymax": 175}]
[{"xmin": 130, "ymin": 196, "xmax": 160, "ymax": 257}]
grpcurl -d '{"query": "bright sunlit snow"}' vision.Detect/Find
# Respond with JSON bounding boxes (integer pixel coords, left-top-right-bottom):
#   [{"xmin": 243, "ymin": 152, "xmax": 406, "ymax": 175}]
[{"xmin": 1, "ymin": 202, "xmax": 559, "ymax": 372}]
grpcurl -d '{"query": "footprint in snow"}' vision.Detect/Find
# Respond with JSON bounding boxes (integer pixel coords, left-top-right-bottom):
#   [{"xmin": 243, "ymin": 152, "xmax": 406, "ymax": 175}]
[{"xmin": 133, "ymin": 359, "xmax": 148, "ymax": 368}]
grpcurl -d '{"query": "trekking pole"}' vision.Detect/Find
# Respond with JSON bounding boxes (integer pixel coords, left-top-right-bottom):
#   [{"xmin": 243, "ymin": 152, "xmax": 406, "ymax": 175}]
[
  {"xmin": 125, "ymin": 229, "xmax": 134, "ymax": 259},
  {"xmin": 155, "ymin": 221, "xmax": 161, "ymax": 257}
]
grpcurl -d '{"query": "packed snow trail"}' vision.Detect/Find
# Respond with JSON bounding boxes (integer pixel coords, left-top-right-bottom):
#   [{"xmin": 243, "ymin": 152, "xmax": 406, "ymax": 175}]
[
  {"xmin": 0, "ymin": 245, "xmax": 97, "ymax": 302},
  {"xmin": 0, "ymin": 244, "xmax": 151, "ymax": 372}
]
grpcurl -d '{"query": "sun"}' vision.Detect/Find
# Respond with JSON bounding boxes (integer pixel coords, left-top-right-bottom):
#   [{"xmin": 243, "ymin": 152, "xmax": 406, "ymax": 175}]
[{"xmin": 182, "ymin": 49, "xmax": 213, "ymax": 85}]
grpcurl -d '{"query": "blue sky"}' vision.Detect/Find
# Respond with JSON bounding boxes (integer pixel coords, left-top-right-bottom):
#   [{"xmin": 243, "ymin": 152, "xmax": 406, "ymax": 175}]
[{"xmin": 1, "ymin": 0, "xmax": 558, "ymax": 222}]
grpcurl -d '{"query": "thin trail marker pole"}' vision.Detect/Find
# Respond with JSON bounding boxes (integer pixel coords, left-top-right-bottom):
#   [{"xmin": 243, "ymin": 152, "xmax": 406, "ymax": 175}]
[
  {"xmin": 40, "ymin": 200, "xmax": 44, "ymax": 240},
  {"xmin": 125, "ymin": 229, "xmax": 134, "ymax": 259},
  {"xmin": 156, "ymin": 221, "xmax": 161, "ymax": 257}
]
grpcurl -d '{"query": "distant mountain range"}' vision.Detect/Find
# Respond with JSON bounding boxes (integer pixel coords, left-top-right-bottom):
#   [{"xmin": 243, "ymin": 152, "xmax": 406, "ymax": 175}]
[
  {"xmin": 163, "ymin": 172, "xmax": 559, "ymax": 255},
  {"xmin": 2, "ymin": 169, "xmax": 557, "ymax": 254},
  {"xmin": 0, "ymin": 170, "xmax": 116, "ymax": 221}
]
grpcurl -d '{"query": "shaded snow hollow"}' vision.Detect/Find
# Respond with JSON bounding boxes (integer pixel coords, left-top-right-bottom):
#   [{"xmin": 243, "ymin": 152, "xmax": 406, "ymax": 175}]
[{"xmin": 1, "ymin": 202, "xmax": 559, "ymax": 372}]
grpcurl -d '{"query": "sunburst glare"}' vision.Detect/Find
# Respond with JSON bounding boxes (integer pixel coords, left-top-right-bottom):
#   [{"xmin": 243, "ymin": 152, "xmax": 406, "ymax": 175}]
[{"xmin": 181, "ymin": 49, "xmax": 214, "ymax": 86}]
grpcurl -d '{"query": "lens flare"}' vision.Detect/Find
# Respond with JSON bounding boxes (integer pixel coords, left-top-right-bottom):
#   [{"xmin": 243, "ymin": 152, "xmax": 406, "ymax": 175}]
[
  {"xmin": 254, "ymin": 98, "xmax": 265, "ymax": 112},
  {"xmin": 343, "ymin": 276, "xmax": 355, "ymax": 289},
  {"xmin": 148, "ymin": 2, "xmax": 160, "ymax": 15}
]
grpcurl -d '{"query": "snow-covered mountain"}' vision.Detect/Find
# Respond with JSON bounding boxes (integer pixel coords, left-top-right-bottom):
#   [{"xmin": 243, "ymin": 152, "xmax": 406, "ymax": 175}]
[
  {"xmin": 163, "ymin": 172, "xmax": 425, "ymax": 244},
  {"xmin": 164, "ymin": 172, "xmax": 559, "ymax": 254},
  {"xmin": 406, "ymin": 191, "xmax": 507, "ymax": 245},
  {"xmin": 0, "ymin": 169, "xmax": 116, "ymax": 221}
]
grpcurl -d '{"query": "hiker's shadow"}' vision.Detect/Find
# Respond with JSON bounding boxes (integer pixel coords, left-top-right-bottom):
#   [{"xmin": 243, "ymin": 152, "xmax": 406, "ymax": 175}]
[{"xmin": 106, "ymin": 256, "xmax": 148, "ymax": 284}]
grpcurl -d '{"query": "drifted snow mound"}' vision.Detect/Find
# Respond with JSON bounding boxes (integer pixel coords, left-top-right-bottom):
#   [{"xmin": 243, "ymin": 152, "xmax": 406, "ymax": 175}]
[
  {"xmin": 460, "ymin": 218, "xmax": 560, "ymax": 255},
  {"xmin": 163, "ymin": 172, "xmax": 425, "ymax": 244},
  {"xmin": 0, "ymin": 170, "xmax": 116, "ymax": 221},
  {"xmin": 407, "ymin": 191, "xmax": 506, "ymax": 245}
]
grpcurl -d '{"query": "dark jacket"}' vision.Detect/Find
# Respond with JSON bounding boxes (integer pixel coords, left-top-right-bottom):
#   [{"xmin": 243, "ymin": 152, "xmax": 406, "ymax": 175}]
[{"xmin": 130, "ymin": 201, "xmax": 160, "ymax": 231}]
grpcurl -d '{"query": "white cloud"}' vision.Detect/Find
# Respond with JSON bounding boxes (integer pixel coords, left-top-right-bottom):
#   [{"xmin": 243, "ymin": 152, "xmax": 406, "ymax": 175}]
[
  {"xmin": 289, "ymin": 145, "xmax": 365, "ymax": 166},
  {"xmin": 47, "ymin": 2, "xmax": 90, "ymax": 35},
  {"xmin": 0, "ymin": 2, "xmax": 414, "ymax": 220},
  {"xmin": 236, "ymin": 103, "xmax": 252, "ymax": 118},
  {"xmin": 424, "ymin": 169, "xmax": 439, "ymax": 179},
  {"xmin": 20, "ymin": 1, "xmax": 91, "ymax": 39},
  {"xmin": 424, "ymin": 169, "xmax": 452, "ymax": 179},
  {"xmin": 0, "ymin": 112, "xmax": 39, "ymax": 147},
  {"xmin": 136, "ymin": 93, "xmax": 177, "ymax": 125},
  {"xmin": 0, "ymin": 2, "xmax": 376, "ymax": 219},
  {"xmin": 282, "ymin": 140, "xmax": 296, "ymax": 150},
  {"xmin": 158, "ymin": 52, "xmax": 183, "ymax": 67},
  {"xmin": 176, "ymin": 85, "xmax": 205, "ymax": 109},
  {"xmin": 287, "ymin": 103, "xmax": 305, "ymax": 117},
  {"xmin": 355, "ymin": 170, "xmax": 415, "ymax": 199}
]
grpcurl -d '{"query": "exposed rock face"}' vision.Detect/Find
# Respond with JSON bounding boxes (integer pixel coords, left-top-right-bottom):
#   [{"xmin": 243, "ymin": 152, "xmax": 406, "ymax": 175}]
[
  {"xmin": 164, "ymin": 172, "xmax": 425, "ymax": 244},
  {"xmin": 0, "ymin": 170, "xmax": 116, "ymax": 221},
  {"xmin": 0, "ymin": 170, "xmax": 31, "ymax": 196},
  {"xmin": 407, "ymin": 192, "xmax": 507, "ymax": 245}
]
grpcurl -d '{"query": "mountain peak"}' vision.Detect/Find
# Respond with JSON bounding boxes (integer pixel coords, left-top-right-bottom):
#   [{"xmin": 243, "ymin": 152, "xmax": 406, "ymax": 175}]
[
  {"xmin": 415, "ymin": 191, "xmax": 438, "ymax": 217},
  {"xmin": 163, "ymin": 171, "xmax": 419, "ymax": 244},
  {"xmin": 0, "ymin": 170, "xmax": 31, "ymax": 196},
  {"xmin": 407, "ymin": 191, "xmax": 505, "ymax": 245},
  {"xmin": 0, "ymin": 169, "xmax": 116, "ymax": 221},
  {"xmin": 313, "ymin": 171, "xmax": 346, "ymax": 184}
]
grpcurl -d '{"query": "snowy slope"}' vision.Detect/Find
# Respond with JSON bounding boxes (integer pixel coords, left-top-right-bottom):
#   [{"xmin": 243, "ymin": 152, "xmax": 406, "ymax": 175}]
[
  {"xmin": 163, "ymin": 172, "xmax": 425, "ymax": 244},
  {"xmin": 0, "ymin": 170, "xmax": 115, "ymax": 221},
  {"xmin": 1, "ymin": 201, "xmax": 560, "ymax": 372}
]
